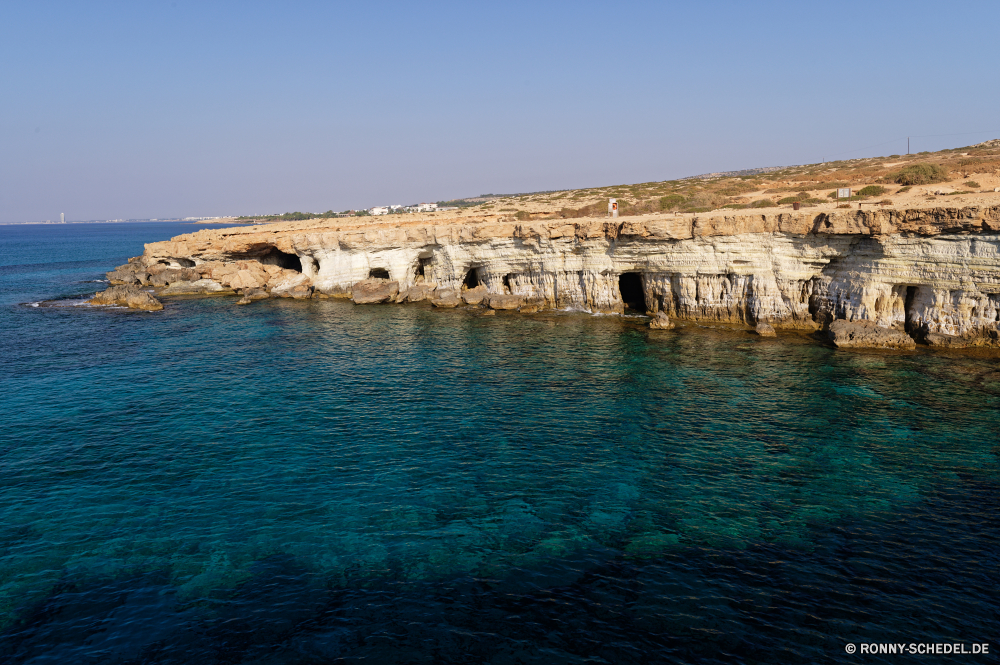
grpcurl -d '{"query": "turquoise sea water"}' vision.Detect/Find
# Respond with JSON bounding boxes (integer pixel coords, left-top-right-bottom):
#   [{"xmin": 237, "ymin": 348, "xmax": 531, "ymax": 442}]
[{"xmin": 1, "ymin": 223, "xmax": 999, "ymax": 663}]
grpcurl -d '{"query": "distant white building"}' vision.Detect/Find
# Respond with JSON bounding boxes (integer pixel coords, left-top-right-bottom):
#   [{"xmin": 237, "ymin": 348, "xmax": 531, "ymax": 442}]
[
  {"xmin": 389, "ymin": 205, "xmax": 403, "ymax": 211},
  {"xmin": 369, "ymin": 206, "xmax": 390, "ymax": 216},
  {"xmin": 414, "ymin": 203, "xmax": 438, "ymax": 212}
]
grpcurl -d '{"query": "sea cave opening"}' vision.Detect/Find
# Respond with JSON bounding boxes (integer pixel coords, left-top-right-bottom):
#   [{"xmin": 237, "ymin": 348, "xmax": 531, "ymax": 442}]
[
  {"xmin": 619, "ymin": 272, "xmax": 647, "ymax": 312},
  {"xmin": 464, "ymin": 267, "xmax": 481, "ymax": 289},
  {"xmin": 503, "ymin": 274, "xmax": 513, "ymax": 294},
  {"xmin": 369, "ymin": 268, "xmax": 391, "ymax": 280},
  {"xmin": 904, "ymin": 285, "xmax": 919, "ymax": 333},
  {"xmin": 414, "ymin": 257, "xmax": 432, "ymax": 281},
  {"xmin": 262, "ymin": 248, "xmax": 302, "ymax": 272}
]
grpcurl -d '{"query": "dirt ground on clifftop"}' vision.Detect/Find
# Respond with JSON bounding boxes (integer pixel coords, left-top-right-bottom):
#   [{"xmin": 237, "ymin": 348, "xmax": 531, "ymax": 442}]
[{"xmin": 193, "ymin": 142, "xmax": 1000, "ymax": 239}]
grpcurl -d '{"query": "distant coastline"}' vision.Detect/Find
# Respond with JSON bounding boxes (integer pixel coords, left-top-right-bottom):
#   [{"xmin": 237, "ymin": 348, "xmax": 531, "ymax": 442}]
[{"xmin": 0, "ymin": 218, "xmax": 231, "ymax": 226}]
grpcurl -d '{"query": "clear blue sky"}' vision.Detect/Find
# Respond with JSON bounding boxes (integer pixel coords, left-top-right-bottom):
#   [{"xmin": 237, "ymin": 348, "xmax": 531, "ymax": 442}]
[{"xmin": 2, "ymin": 0, "xmax": 998, "ymax": 222}]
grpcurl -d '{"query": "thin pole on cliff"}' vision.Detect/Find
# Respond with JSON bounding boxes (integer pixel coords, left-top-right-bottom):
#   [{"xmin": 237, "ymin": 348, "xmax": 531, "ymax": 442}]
[{"xmin": 908, "ymin": 137, "xmax": 910, "ymax": 155}]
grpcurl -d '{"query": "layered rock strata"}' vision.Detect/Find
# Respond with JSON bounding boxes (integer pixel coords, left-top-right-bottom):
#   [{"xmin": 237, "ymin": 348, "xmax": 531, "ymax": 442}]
[{"xmin": 106, "ymin": 206, "xmax": 1000, "ymax": 348}]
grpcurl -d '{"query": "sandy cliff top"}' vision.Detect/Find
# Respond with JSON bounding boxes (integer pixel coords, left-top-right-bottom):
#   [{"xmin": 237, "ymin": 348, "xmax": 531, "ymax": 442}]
[
  {"xmin": 183, "ymin": 141, "xmax": 1000, "ymax": 247},
  {"xmin": 169, "ymin": 195, "xmax": 1000, "ymax": 249}
]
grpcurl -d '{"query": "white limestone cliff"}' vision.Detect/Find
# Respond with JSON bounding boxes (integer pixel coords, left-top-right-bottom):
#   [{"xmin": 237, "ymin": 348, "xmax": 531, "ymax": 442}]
[{"xmin": 107, "ymin": 206, "xmax": 1000, "ymax": 347}]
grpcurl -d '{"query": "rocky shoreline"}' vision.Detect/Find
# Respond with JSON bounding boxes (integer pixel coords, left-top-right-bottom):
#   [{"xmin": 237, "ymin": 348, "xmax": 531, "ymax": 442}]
[{"xmin": 92, "ymin": 206, "xmax": 1000, "ymax": 350}]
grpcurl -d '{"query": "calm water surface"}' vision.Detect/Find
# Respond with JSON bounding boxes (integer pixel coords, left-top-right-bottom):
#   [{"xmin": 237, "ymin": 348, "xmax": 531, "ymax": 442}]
[{"xmin": 1, "ymin": 223, "xmax": 998, "ymax": 664}]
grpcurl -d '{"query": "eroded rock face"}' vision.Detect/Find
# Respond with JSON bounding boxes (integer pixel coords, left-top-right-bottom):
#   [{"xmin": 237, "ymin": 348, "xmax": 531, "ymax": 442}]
[
  {"xmin": 88, "ymin": 285, "xmax": 163, "ymax": 311},
  {"xmin": 351, "ymin": 280, "xmax": 398, "ymax": 304},
  {"xmin": 272, "ymin": 273, "xmax": 312, "ymax": 298},
  {"xmin": 461, "ymin": 285, "xmax": 488, "ymax": 305},
  {"xmin": 106, "ymin": 257, "xmax": 150, "ymax": 286},
  {"xmin": 106, "ymin": 269, "xmax": 142, "ymax": 286},
  {"xmin": 487, "ymin": 294, "xmax": 525, "ymax": 310},
  {"xmin": 431, "ymin": 288, "xmax": 462, "ymax": 308},
  {"xmin": 401, "ymin": 284, "xmax": 435, "ymax": 303},
  {"xmin": 827, "ymin": 320, "xmax": 916, "ymax": 349},
  {"xmin": 160, "ymin": 279, "xmax": 231, "ymax": 295},
  {"xmin": 149, "ymin": 268, "xmax": 200, "ymax": 287},
  {"xmin": 97, "ymin": 206, "xmax": 1000, "ymax": 349},
  {"xmin": 924, "ymin": 332, "xmax": 971, "ymax": 348}
]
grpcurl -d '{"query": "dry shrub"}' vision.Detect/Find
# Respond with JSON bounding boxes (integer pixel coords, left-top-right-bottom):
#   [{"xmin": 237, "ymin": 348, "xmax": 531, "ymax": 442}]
[
  {"xmin": 551, "ymin": 202, "xmax": 606, "ymax": 219},
  {"xmin": 857, "ymin": 185, "xmax": 887, "ymax": 197},
  {"xmin": 890, "ymin": 164, "xmax": 949, "ymax": 186},
  {"xmin": 659, "ymin": 194, "xmax": 686, "ymax": 209},
  {"xmin": 716, "ymin": 182, "xmax": 758, "ymax": 196},
  {"xmin": 684, "ymin": 192, "xmax": 727, "ymax": 210}
]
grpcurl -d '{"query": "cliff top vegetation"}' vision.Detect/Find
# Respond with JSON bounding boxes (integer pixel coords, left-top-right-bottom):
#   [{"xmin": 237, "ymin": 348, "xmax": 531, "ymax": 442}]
[
  {"xmin": 224, "ymin": 141, "xmax": 1000, "ymax": 225},
  {"xmin": 474, "ymin": 140, "xmax": 1000, "ymax": 220}
]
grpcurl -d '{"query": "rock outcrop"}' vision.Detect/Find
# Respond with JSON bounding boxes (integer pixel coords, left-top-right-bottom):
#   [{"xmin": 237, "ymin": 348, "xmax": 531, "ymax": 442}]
[
  {"xmin": 160, "ymin": 279, "xmax": 232, "ymax": 296},
  {"xmin": 88, "ymin": 285, "xmax": 163, "ymax": 311},
  {"xmin": 99, "ymin": 205, "xmax": 1000, "ymax": 350},
  {"xmin": 649, "ymin": 312, "xmax": 675, "ymax": 330},
  {"xmin": 754, "ymin": 322, "xmax": 776, "ymax": 337},
  {"xmin": 827, "ymin": 320, "xmax": 916, "ymax": 350},
  {"xmin": 461, "ymin": 285, "xmax": 488, "ymax": 305},
  {"xmin": 487, "ymin": 294, "xmax": 525, "ymax": 310},
  {"xmin": 430, "ymin": 288, "xmax": 462, "ymax": 308},
  {"xmin": 400, "ymin": 284, "xmax": 435, "ymax": 303},
  {"xmin": 351, "ymin": 280, "xmax": 398, "ymax": 304}
]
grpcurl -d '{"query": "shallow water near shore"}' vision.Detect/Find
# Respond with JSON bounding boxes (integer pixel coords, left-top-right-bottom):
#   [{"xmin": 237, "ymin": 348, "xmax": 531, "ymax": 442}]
[{"xmin": 1, "ymin": 223, "xmax": 999, "ymax": 663}]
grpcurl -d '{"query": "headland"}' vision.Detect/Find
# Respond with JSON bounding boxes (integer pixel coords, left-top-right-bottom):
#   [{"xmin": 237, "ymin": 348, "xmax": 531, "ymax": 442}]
[{"xmin": 95, "ymin": 143, "xmax": 1000, "ymax": 350}]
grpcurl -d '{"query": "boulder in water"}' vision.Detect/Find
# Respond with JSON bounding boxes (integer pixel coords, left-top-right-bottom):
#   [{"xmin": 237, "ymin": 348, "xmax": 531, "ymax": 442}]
[
  {"xmin": 754, "ymin": 322, "xmax": 777, "ymax": 337},
  {"xmin": 87, "ymin": 285, "xmax": 163, "ymax": 311},
  {"xmin": 351, "ymin": 279, "xmax": 399, "ymax": 304},
  {"xmin": 400, "ymin": 284, "xmax": 435, "ymax": 303},
  {"xmin": 461, "ymin": 285, "xmax": 488, "ymax": 305},
  {"xmin": 649, "ymin": 312, "xmax": 674, "ymax": 329},
  {"xmin": 487, "ymin": 293, "xmax": 524, "ymax": 310},
  {"xmin": 431, "ymin": 288, "xmax": 462, "ymax": 308},
  {"xmin": 828, "ymin": 320, "xmax": 915, "ymax": 349}
]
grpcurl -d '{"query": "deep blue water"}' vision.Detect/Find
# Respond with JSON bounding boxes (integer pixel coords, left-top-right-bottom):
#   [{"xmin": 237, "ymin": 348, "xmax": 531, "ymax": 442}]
[{"xmin": 1, "ymin": 223, "xmax": 999, "ymax": 664}]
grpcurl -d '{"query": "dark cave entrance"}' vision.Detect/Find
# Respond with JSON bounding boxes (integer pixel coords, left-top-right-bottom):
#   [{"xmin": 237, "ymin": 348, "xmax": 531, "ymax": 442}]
[
  {"xmin": 503, "ymin": 274, "xmax": 513, "ymax": 294},
  {"xmin": 415, "ymin": 257, "xmax": 432, "ymax": 279},
  {"xmin": 369, "ymin": 268, "xmax": 391, "ymax": 280},
  {"xmin": 904, "ymin": 285, "xmax": 919, "ymax": 333},
  {"xmin": 262, "ymin": 248, "xmax": 302, "ymax": 272},
  {"xmin": 464, "ymin": 268, "xmax": 481, "ymax": 289},
  {"xmin": 619, "ymin": 272, "xmax": 647, "ymax": 312}
]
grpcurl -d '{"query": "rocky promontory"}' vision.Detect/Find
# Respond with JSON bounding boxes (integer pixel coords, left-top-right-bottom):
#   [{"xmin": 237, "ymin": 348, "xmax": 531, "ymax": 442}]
[
  {"xmin": 100, "ymin": 204, "xmax": 1000, "ymax": 350},
  {"xmin": 87, "ymin": 284, "xmax": 163, "ymax": 311}
]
